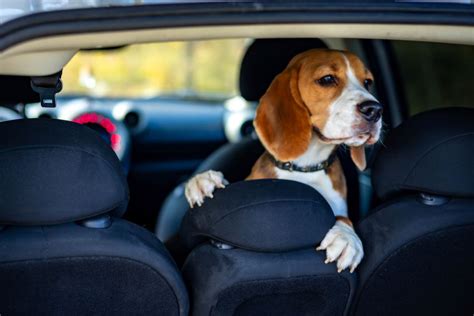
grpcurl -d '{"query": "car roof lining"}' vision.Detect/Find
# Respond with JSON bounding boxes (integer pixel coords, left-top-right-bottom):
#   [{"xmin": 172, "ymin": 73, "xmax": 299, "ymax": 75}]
[{"xmin": 1, "ymin": 23, "xmax": 473, "ymax": 76}]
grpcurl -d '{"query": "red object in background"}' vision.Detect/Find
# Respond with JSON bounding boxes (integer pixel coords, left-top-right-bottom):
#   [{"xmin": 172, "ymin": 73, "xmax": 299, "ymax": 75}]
[{"xmin": 73, "ymin": 113, "xmax": 121, "ymax": 151}]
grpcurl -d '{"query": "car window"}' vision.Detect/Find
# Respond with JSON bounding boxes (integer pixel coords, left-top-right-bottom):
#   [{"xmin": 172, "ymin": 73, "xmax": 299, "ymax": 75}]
[
  {"xmin": 392, "ymin": 41, "xmax": 474, "ymax": 115},
  {"xmin": 61, "ymin": 39, "xmax": 248, "ymax": 101}
]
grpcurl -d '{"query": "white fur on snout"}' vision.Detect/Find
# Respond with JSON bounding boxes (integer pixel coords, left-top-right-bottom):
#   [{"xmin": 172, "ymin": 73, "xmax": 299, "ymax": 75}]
[
  {"xmin": 317, "ymin": 221, "xmax": 364, "ymax": 273},
  {"xmin": 370, "ymin": 119, "xmax": 382, "ymax": 143},
  {"xmin": 184, "ymin": 170, "xmax": 228, "ymax": 208},
  {"xmin": 322, "ymin": 54, "xmax": 379, "ymax": 142}
]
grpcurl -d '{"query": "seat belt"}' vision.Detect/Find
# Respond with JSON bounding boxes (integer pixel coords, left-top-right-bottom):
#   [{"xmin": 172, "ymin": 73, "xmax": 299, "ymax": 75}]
[{"xmin": 31, "ymin": 71, "xmax": 62, "ymax": 108}]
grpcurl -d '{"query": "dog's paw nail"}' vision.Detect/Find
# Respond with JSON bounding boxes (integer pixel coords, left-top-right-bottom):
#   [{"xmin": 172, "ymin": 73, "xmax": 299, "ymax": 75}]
[{"xmin": 350, "ymin": 263, "xmax": 358, "ymax": 273}]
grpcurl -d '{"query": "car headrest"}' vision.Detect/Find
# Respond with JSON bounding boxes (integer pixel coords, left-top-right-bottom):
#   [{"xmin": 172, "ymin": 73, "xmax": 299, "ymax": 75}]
[
  {"xmin": 0, "ymin": 119, "xmax": 129, "ymax": 226},
  {"xmin": 0, "ymin": 76, "xmax": 39, "ymax": 105},
  {"xmin": 373, "ymin": 107, "xmax": 474, "ymax": 200},
  {"xmin": 180, "ymin": 179, "xmax": 335, "ymax": 252},
  {"xmin": 239, "ymin": 38, "xmax": 328, "ymax": 102}
]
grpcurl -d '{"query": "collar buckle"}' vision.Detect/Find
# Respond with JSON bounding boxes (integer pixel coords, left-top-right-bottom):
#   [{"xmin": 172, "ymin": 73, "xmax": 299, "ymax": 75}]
[
  {"xmin": 320, "ymin": 160, "xmax": 329, "ymax": 169},
  {"xmin": 282, "ymin": 161, "xmax": 294, "ymax": 171}
]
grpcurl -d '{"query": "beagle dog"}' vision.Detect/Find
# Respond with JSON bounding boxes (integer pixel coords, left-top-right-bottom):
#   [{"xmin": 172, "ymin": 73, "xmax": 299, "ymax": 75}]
[{"xmin": 185, "ymin": 49, "xmax": 382, "ymax": 273}]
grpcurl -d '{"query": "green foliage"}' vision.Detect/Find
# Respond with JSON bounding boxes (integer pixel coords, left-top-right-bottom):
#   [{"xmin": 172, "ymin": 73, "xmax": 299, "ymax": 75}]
[
  {"xmin": 61, "ymin": 39, "xmax": 248, "ymax": 99},
  {"xmin": 393, "ymin": 41, "xmax": 474, "ymax": 115}
]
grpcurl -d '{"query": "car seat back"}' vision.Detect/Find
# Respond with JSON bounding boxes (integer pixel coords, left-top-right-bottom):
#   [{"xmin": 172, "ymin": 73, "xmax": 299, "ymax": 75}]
[
  {"xmin": 352, "ymin": 108, "xmax": 474, "ymax": 316},
  {"xmin": 0, "ymin": 119, "xmax": 189, "ymax": 315},
  {"xmin": 180, "ymin": 179, "xmax": 356, "ymax": 316}
]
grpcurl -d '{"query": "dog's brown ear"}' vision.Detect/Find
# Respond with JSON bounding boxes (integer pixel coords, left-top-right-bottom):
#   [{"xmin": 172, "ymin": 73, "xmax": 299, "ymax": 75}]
[
  {"xmin": 350, "ymin": 146, "xmax": 366, "ymax": 171},
  {"xmin": 254, "ymin": 66, "xmax": 312, "ymax": 162}
]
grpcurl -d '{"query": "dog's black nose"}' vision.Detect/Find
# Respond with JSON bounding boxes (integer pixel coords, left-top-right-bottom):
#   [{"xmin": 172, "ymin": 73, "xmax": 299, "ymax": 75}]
[{"xmin": 357, "ymin": 101, "xmax": 383, "ymax": 122}]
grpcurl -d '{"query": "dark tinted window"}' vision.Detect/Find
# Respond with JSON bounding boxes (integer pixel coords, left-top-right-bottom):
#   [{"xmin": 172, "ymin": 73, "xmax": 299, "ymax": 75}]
[{"xmin": 392, "ymin": 41, "xmax": 474, "ymax": 115}]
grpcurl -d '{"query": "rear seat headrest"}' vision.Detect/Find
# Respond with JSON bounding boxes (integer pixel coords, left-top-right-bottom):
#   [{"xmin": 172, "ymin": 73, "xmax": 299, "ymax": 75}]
[
  {"xmin": 179, "ymin": 179, "xmax": 335, "ymax": 252},
  {"xmin": 373, "ymin": 107, "xmax": 474, "ymax": 200},
  {"xmin": 239, "ymin": 38, "xmax": 328, "ymax": 102},
  {"xmin": 0, "ymin": 119, "xmax": 129, "ymax": 226}
]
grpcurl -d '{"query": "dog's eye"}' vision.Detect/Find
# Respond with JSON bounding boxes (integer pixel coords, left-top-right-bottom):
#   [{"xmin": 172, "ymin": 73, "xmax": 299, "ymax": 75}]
[
  {"xmin": 364, "ymin": 79, "xmax": 373, "ymax": 90},
  {"xmin": 317, "ymin": 75, "xmax": 337, "ymax": 87}
]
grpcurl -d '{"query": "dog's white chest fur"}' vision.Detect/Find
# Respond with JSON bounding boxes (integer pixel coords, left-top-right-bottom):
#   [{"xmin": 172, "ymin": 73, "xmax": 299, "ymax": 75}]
[
  {"xmin": 274, "ymin": 137, "xmax": 348, "ymax": 217},
  {"xmin": 274, "ymin": 168, "xmax": 347, "ymax": 217}
]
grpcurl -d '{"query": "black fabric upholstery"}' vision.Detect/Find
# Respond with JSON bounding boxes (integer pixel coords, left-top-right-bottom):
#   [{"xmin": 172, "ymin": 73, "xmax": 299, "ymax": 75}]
[
  {"xmin": 180, "ymin": 179, "xmax": 335, "ymax": 252},
  {"xmin": 218, "ymin": 276, "xmax": 348, "ymax": 316},
  {"xmin": 0, "ymin": 75, "xmax": 39, "ymax": 105},
  {"xmin": 239, "ymin": 38, "xmax": 328, "ymax": 101},
  {"xmin": 183, "ymin": 244, "xmax": 356, "ymax": 316},
  {"xmin": 354, "ymin": 108, "xmax": 474, "ymax": 316},
  {"xmin": 0, "ymin": 119, "xmax": 129, "ymax": 225},
  {"xmin": 0, "ymin": 118, "xmax": 188, "ymax": 315},
  {"xmin": 180, "ymin": 173, "xmax": 354, "ymax": 316},
  {"xmin": 1, "ymin": 258, "xmax": 178, "ymax": 315},
  {"xmin": 353, "ymin": 196, "xmax": 474, "ymax": 316},
  {"xmin": 372, "ymin": 107, "xmax": 474, "ymax": 200},
  {"xmin": 0, "ymin": 218, "xmax": 189, "ymax": 315},
  {"xmin": 155, "ymin": 138, "xmax": 263, "ymax": 243}
]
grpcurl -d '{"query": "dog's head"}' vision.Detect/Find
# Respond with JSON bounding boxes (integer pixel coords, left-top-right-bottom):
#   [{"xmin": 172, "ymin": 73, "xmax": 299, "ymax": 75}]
[{"xmin": 254, "ymin": 48, "xmax": 382, "ymax": 170}]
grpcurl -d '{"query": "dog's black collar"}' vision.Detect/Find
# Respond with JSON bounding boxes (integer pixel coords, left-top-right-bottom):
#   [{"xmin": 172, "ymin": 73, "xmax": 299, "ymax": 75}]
[{"xmin": 270, "ymin": 151, "xmax": 337, "ymax": 173}]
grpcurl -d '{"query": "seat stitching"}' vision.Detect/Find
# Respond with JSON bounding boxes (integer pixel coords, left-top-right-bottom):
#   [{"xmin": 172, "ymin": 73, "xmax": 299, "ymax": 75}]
[{"xmin": 210, "ymin": 199, "xmax": 329, "ymax": 228}]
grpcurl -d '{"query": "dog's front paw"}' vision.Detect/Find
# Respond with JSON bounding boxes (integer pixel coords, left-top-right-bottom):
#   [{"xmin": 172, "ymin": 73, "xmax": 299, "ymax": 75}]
[
  {"xmin": 316, "ymin": 221, "xmax": 364, "ymax": 273},
  {"xmin": 184, "ymin": 170, "xmax": 228, "ymax": 208}
]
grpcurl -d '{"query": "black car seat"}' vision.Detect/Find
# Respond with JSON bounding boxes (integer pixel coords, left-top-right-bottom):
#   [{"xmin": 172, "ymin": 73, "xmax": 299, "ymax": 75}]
[
  {"xmin": 180, "ymin": 179, "xmax": 357, "ymax": 316},
  {"xmin": 156, "ymin": 137, "xmax": 264, "ymax": 244},
  {"xmin": 155, "ymin": 38, "xmax": 352, "ymax": 245},
  {"xmin": 0, "ymin": 119, "xmax": 189, "ymax": 315},
  {"xmin": 351, "ymin": 107, "xmax": 474, "ymax": 316}
]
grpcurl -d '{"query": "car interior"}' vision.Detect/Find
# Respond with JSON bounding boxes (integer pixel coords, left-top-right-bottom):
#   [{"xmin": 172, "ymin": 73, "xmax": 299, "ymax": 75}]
[{"xmin": 0, "ymin": 2, "xmax": 473, "ymax": 315}]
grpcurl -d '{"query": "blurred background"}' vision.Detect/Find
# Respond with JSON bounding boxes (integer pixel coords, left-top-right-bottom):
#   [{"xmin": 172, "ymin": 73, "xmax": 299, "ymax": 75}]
[{"xmin": 62, "ymin": 39, "xmax": 248, "ymax": 100}]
